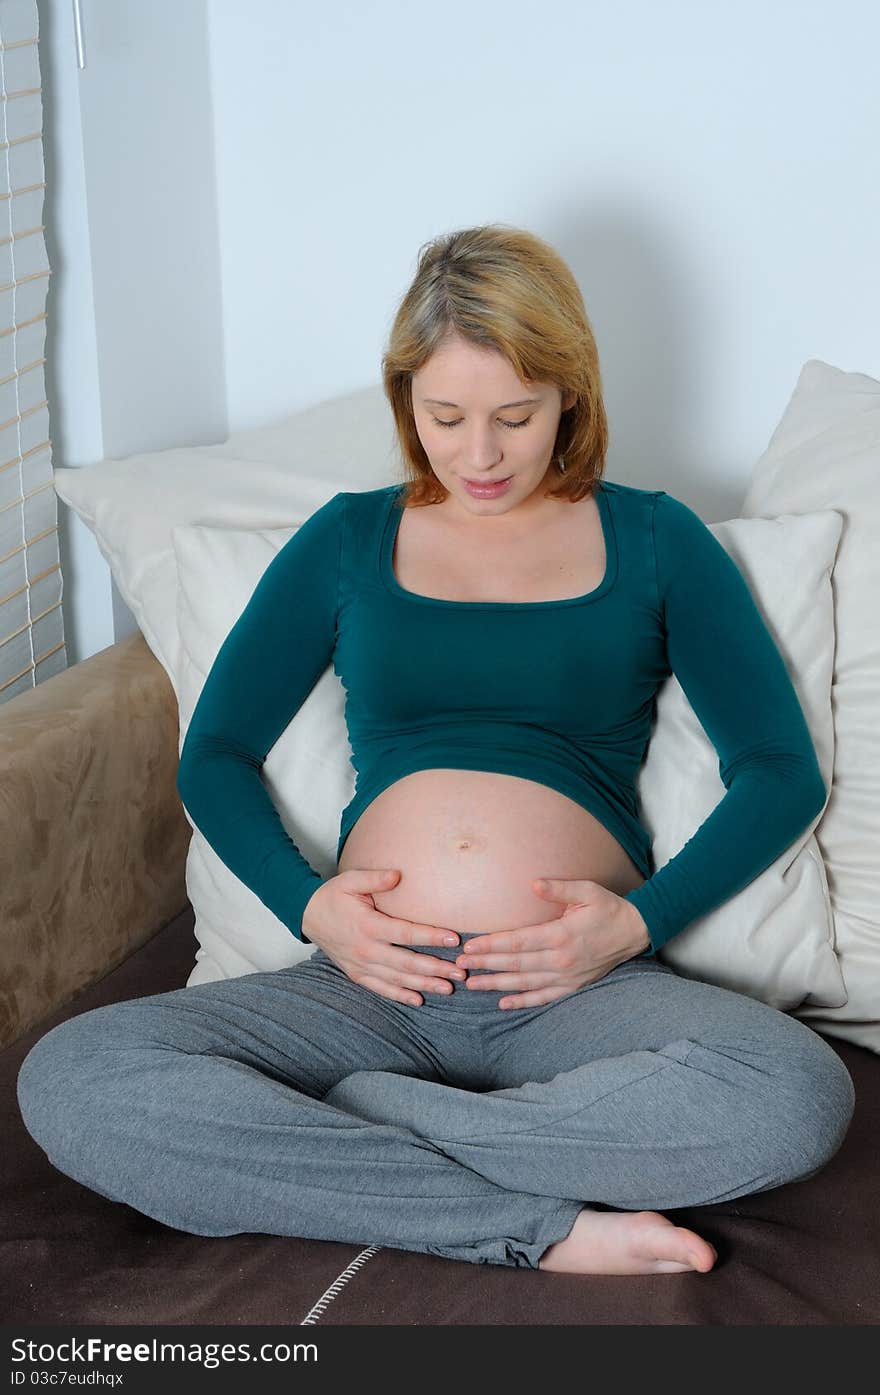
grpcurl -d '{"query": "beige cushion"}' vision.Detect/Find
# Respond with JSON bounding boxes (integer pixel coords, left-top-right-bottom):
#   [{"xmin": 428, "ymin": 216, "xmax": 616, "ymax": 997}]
[
  {"xmin": 741, "ymin": 359, "xmax": 880, "ymax": 1052},
  {"xmin": 52, "ymin": 375, "xmax": 851, "ymax": 1016},
  {"xmin": 52, "ymin": 385, "xmax": 396, "ymax": 686},
  {"xmin": 173, "ymin": 508, "xmax": 845, "ymax": 1012},
  {"xmin": 174, "ymin": 523, "xmax": 342, "ymax": 980},
  {"xmin": 642, "ymin": 510, "xmax": 845, "ymax": 1011}
]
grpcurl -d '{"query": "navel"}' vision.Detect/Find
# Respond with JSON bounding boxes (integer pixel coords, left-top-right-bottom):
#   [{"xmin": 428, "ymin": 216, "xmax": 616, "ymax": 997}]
[{"xmin": 451, "ymin": 833, "xmax": 485, "ymax": 853}]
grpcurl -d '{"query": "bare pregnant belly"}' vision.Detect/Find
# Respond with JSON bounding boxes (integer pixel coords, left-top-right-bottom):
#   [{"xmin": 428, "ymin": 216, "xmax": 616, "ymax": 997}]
[{"xmin": 336, "ymin": 769, "xmax": 646, "ymax": 937}]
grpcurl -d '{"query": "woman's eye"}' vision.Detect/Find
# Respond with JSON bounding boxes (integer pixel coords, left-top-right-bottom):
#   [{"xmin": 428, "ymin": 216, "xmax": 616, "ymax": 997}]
[{"xmin": 432, "ymin": 416, "xmax": 533, "ymax": 430}]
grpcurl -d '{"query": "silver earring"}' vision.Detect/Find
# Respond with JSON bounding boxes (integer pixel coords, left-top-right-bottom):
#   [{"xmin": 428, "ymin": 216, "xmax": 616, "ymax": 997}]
[{"xmin": 557, "ymin": 455, "xmax": 567, "ymax": 473}]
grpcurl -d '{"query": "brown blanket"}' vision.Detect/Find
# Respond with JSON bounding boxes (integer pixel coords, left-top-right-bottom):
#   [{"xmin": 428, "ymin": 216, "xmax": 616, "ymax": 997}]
[{"xmin": 2, "ymin": 906, "xmax": 877, "ymax": 1325}]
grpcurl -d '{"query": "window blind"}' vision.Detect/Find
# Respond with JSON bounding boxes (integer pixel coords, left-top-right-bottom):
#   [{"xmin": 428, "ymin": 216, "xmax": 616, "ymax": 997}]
[{"xmin": 0, "ymin": 0, "xmax": 65, "ymax": 706}]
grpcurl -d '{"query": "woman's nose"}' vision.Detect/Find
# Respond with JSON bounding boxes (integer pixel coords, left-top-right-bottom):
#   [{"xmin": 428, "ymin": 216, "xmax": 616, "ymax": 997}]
[{"xmin": 460, "ymin": 437, "xmax": 504, "ymax": 472}]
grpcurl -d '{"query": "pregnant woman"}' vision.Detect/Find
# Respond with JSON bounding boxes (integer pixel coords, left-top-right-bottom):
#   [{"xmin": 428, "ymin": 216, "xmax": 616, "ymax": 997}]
[{"xmin": 17, "ymin": 224, "xmax": 855, "ymax": 1276}]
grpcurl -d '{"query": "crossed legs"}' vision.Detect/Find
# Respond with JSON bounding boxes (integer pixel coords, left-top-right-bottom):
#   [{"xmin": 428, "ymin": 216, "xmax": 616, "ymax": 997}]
[{"xmin": 16, "ymin": 949, "xmax": 855, "ymax": 1271}]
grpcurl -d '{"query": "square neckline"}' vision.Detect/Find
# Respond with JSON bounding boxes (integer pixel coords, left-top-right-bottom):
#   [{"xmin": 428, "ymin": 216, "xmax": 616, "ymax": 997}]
[{"xmin": 379, "ymin": 479, "xmax": 619, "ymax": 609}]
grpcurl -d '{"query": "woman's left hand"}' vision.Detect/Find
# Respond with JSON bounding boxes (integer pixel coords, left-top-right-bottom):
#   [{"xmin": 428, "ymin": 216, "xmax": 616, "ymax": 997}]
[{"xmin": 455, "ymin": 878, "xmax": 653, "ymax": 1009}]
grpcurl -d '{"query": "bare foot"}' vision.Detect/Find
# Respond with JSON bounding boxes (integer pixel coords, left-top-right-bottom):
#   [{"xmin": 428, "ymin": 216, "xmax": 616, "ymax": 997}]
[{"xmin": 538, "ymin": 1206, "xmax": 718, "ymax": 1275}]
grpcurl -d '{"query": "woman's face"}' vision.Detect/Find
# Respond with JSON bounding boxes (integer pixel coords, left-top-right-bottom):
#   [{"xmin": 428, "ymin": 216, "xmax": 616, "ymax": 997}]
[{"xmin": 411, "ymin": 331, "xmax": 575, "ymax": 523}]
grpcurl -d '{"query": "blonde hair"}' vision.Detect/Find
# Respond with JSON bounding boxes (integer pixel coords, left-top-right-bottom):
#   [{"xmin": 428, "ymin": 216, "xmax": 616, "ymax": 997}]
[{"xmin": 382, "ymin": 223, "xmax": 608, "ymax": 507}]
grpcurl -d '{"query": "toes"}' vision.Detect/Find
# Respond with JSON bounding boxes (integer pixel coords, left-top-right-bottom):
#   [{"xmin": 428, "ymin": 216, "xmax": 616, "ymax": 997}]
[{"xmin": 641, "ymin": 1216, "xmax": 714, "ymax": 1272}]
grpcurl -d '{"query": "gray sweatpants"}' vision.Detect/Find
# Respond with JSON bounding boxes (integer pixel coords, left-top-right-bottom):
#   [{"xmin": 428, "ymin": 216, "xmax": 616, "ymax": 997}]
[{"xmin": 16, "ymin": 938, "xmax": 855, "ymax": 1269}]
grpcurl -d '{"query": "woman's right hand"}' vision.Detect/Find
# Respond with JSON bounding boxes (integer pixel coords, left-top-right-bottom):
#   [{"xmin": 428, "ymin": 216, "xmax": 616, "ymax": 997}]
[{"xmin": 300, "ymin": 867, "xmax": 467, "ymax": 1006}]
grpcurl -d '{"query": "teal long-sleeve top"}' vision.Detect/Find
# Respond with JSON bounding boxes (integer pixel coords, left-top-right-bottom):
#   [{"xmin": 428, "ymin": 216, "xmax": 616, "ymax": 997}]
[{"xmin": 176, "ymin": 479, "xmax": 827, "ymax": 955}]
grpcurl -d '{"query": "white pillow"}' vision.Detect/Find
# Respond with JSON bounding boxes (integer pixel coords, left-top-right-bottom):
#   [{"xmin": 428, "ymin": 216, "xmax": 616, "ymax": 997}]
[
  {"xmin": 173, "ymin": 508, "xmax": 846, "ymax": 1013},
  {"xmin": 52, "ymin": 375, "xmax": 849, "ymax": 1013},
  {"xmin": 641, "ymin": 510, "xmax": 846, "ymax": 1012},
  {"xmin": 742, "ymin": 359, "xmax": 880, "ymax": 1052},
  {"xmin": 52, "ymin": 384, "xmax": 396, "ymax": 687},
  {"xmin": 174, "ymin": 522, "xmax": 348, "ymax": 982}
]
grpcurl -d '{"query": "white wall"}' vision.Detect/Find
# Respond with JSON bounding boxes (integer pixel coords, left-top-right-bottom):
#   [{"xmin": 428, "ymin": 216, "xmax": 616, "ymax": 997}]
[
  {"xmin": 206, "ymin": 0, "xmax": 879, "ymax": 525},
  {"xmin": 46, "ymin": 0, "xmax": 880, "ymax": 661}
]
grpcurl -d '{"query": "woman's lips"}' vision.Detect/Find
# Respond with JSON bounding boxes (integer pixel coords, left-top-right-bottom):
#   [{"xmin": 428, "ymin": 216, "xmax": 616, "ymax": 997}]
[{"xmin": 462, "ymin": 475, "xmax": 513, "ymax": 497}]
